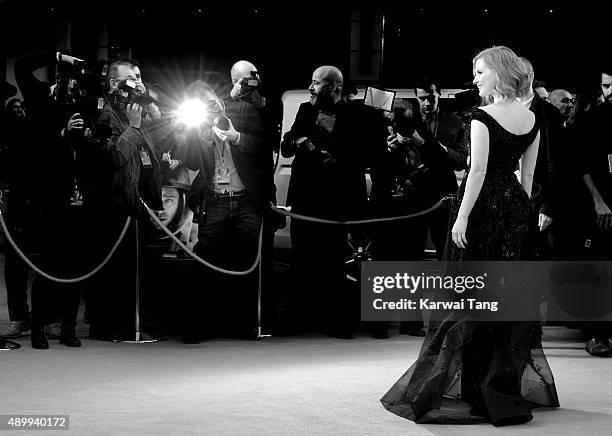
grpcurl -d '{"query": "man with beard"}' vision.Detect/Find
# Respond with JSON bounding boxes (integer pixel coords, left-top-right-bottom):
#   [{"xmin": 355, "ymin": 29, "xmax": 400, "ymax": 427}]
[
  {"xmin": 549, "ymin": 89, "xmax": 575, "ymax": 125},
  {"xmin": 281, "ymin": 66, "xmax": 385, "ymax": 338},
  {"xmin": 578, "ymin": 66, "xmax": 612, "ymax": 356}
]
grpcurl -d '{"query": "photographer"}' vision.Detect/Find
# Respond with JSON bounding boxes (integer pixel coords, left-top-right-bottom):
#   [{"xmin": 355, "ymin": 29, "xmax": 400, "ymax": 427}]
[
  {"xmin": 85, "ymin": 59, "xmax": 164, "ymax": 339},
  {"xmin": 181, "ymin": 80, "xmax": 265, "ymax": 343},
  {"xmin": 370, "ymin": 81, "xmax": 466, "ymax": 337},
  {"xmin": 230, "ymin": 60, "xmax": 285, "ymax": 333},
  {"xmin": 12, "ymin": 52, "xmax": 104, "ymax": 348},
  {"xmin": 280, "ymin": 66, "xmax": 386, "ymax": 339}
]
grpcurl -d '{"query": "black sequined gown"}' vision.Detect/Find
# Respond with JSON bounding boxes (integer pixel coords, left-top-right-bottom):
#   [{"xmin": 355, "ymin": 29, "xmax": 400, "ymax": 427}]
[{"xmin": 381, "ymin": 108, "xmax": 559, "ymax": 426}]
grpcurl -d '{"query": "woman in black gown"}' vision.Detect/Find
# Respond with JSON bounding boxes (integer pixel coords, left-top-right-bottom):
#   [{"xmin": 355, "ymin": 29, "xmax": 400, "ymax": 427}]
[{"xmin": 381, "ymin": 46, "xmax": 559, "ymax": 427}]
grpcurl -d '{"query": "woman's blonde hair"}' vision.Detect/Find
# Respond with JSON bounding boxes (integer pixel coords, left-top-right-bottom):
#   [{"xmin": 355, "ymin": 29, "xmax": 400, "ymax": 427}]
[{"xmin": 473, "ymin": 46, "xmax": 530, "ymax": 99}]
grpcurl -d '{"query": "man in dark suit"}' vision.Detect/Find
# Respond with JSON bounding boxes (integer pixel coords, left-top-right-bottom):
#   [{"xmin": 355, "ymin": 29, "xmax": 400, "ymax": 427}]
[
  {"xmin": 281, "ymin": 65, "xmax": 385, "ymax": 338},
  {"xmin": 519, "ymin": 58, "xmax": 564, "ymax": 259},
  {"xmin": 403, "ymin": 78, "xmax": 467, "ymax": 261},
  {"xmin": 376, "ymin": 78, "xmax": 467, "ymax": 336},
  {"xmin": 577, "ymin": 66, "xmax": 612, "ymax": 356},
  {"xmin": 184, "ymin": 80, "xmax": 265, "ymax": 342}
]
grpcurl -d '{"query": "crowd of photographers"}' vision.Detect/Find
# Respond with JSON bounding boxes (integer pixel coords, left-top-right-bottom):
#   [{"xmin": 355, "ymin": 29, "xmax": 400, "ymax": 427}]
[{"xmin": 0, "ymin": 52, "xmax": 611, "ymax": 353}]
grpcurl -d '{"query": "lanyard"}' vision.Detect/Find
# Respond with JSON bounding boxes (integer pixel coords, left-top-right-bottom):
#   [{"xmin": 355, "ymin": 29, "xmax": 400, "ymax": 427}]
[{"xmin": 215, "ymin": 139, "xmax": 227, "ymax": 167}]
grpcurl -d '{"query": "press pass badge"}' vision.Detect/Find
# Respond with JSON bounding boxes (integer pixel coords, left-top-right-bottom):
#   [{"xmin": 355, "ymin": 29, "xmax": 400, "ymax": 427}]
[
  {"xmin": 608, "ymin": 154, "xmax": 612, "ymax": 173},
  {"xmin": 139, "ymin": 149, "xmax": 152, "ymax": 167},
  {"xmin": 215, "ymin": 166, "xmax": 231, "ymax": 185}
]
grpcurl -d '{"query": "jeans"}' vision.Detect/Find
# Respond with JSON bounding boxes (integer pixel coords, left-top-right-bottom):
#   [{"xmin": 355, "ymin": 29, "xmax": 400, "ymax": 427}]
[{"xmin": 191, "ymin": 194, "xmax": 262, "ymax": 335}]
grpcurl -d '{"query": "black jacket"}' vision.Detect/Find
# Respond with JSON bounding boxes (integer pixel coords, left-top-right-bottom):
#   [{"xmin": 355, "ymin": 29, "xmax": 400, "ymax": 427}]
[
  {"xmin": 281, "ymin": 100, "xmax": 385, "ymax": 220},
  {"xmin": 416, "ymin": 108, "xmax": 467, "ymax": 200},
  {"xmin": 93, "ymin": 103, "xmax": 163, "ymax": 217},
  {"xmin": 185, "ymin": 99, "xmax": 266, "ymax": 218},
  {"xmin": 529, "ymin": 93, "xmax": 564, "ymax": 218}
]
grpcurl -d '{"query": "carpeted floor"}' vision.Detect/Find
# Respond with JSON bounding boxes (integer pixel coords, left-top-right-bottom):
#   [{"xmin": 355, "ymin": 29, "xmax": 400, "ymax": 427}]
[
  {"xmin": 1, "ymin": 253, "xmax": 612, "ymax": 435},
  {"xmin": 2, "ymin": 328, "xmax": 612, "ymax": 435}
]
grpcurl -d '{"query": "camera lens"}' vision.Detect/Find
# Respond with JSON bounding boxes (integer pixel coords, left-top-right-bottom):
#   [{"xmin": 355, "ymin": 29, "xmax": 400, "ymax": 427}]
[{"xmin": 214, "ymin": 115, "xmax": 230, "ymax": 130}]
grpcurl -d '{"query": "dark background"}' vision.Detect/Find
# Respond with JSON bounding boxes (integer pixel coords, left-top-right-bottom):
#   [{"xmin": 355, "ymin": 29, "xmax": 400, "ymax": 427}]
[{"xmin": 0, "ymin": 1, "xmax": 607, "ymax": 101}]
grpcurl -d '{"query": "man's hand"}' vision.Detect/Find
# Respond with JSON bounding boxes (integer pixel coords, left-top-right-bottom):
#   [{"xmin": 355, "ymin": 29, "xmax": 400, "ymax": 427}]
[
  {"xmin": 126, "ymin": 103, "xmax": 142, "ymax": 129},
  {"xmin": 296, "ymin": 136, "xmax": 316, "ymax": 151},
  {"xmin": 67, "ymin": 113, "xmax": 84, "ymax": 132},
  {"xmin": 396, "ymin": 133, "xmax": 412, "ymax": 145},
  {"xmin": 387, "ymin": 133, "xmax": 400, "ymax": 149},
  {"xmin": 147, "ymin": 103, "xmax": 162, "ymax": 120},
  {"xmin": 212, "ymin": 118, "xmax": 239, "ymax": 143},
  {"xmin": 411, "ymin": 130, "xmax": 426, "ymax": 146},
  {"xmin": 595, "ymin": 200, "xmax": 612, "ymax": 229},
  {"xmin": 538, "ymin": 213, "xmax": 553, "ymax": 231},
  {"xmin": 162, "ymin": 152, "xmax": 180, "ymax": 170},
  {"xmin": 320, "ymin": 150, "xmax": 336, "ymax": 166}
]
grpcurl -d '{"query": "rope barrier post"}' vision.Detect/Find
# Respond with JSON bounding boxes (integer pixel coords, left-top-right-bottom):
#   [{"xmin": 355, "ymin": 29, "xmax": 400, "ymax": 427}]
[
  {"xmin": 256, "ymin": 241, "xmax": 270, "ymax": 339},
  {"xmin": 113, "ymin": 219, "xmax": 165, "ymax": 344}
]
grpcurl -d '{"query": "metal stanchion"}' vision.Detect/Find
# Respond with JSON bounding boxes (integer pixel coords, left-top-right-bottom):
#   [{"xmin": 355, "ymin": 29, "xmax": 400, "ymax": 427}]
[
  {"xmin": 256, "ymin": 246, "xmax": 270, "ymax": 339},
  {"xmin": 113, "ymin": 219, "xmax": 165, "ymax": 344}
]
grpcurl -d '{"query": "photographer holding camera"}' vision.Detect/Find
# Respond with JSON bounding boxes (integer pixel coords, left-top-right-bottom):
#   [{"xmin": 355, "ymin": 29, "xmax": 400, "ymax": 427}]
[
  {"xmin": 371, "ymin": 80, "xmax": 467, "ymax": 337},
  {"xmin": 181, "ymin": 79, "xmax": 266, "ymax": 343},
  {"xmin": 84, "ymin": 59, "xmax": 164, "ymax": 339},
  {"xmin": 11, "ymin": 52, "xmax": 108, "ymax": 348},
  {"xmin": 403, "ymin": 78, "xmax": 467, "ymax": 260},
  {"xmin": 230, "ymin": 60, "xmax": 285, "ymax": 333},
  {"xmin": 280, "ymin": 65, "xmax": 386, "ymax": 339}
]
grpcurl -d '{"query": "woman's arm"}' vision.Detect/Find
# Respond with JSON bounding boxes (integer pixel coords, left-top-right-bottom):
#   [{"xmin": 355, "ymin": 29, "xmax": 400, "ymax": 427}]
[
  {"xmin": 519, "ymin": 131, "xmax": 540, "ymax": 198},
  {"xmin": 451, "ymin": 119, "xmax": 489, "ymax": 248}
]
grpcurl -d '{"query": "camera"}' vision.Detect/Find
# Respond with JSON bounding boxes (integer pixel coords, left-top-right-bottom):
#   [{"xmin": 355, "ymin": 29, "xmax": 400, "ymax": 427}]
[
  {"xmin": 240, "ymin": 71, "xmax": 260, "ymax": 90},
  {"xmin": 55, "ymin": 52, "xmax": 107, "ymax": 137},
  {"xmin": 109, "ymin": 79, "xmax": 159, "ymax": 111},
  {"xmin": 388, "ymin": 105, "xmax": 431, "ymax": 195},
  {"xmin": 201, "ymin": 99, "xmax": 230, "ymax": 129}
]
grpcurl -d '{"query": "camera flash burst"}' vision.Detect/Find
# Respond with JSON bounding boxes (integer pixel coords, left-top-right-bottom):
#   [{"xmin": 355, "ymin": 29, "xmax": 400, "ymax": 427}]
[{"xmin": 177, "ymin": 98, "xmax": 209, "ymax": 127}]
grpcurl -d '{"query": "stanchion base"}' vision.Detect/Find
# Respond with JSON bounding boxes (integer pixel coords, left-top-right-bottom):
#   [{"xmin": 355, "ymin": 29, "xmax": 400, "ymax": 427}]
[
  {"xmin": 0, "ymin": 338, "xmax": 21, "ymax": 350},
  {"xmin": 256, "ymin": 326, "xmax": 271, "ymax": 339},
  {"xmin": 112, "ymin": 330, "xmax": 166, "ymax": 344}
]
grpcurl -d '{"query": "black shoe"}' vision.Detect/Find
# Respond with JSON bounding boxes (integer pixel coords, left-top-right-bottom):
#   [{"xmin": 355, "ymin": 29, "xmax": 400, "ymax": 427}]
[
  {"xmin": 31, "ymin": 325, "xmax": 49, "ymax": 350},
  {"xmin": 60, "ymin": 326, "xmax": 82, "ymax": 347},
  {"xmin": 586, "ymin": 338, "xmax": 610, "ymax": 357},
  {"xmin": 1, "ymin": 319, "xmax": 31, "ymax": 338}
]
